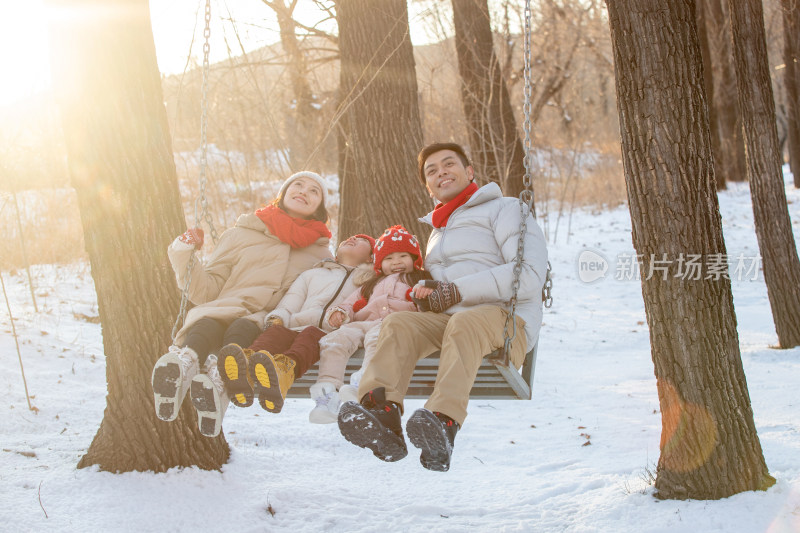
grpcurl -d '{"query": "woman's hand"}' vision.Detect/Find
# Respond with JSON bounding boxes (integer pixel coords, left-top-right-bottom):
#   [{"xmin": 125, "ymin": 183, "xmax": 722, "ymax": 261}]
[
  {"xmin": 329, "ymin": 310, "xmax": 346, "ymax": 328},
  {"xmin": 178, "ymin": 228, "xmax": 204, "ymax": 250}
]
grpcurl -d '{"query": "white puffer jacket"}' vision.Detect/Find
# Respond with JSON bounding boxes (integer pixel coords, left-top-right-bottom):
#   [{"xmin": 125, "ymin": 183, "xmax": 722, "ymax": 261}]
[
  {"xmin": 266, "ymin": 260, "xmax": 374, "ymax": 333},
  {"xmin": 421, "ymin": 182, "xmax": 548, "ymax": 352}
]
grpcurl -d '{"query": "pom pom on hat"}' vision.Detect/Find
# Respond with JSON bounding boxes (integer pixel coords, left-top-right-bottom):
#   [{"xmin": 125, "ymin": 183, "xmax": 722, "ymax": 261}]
[{"xmin": 373, "ymin": 225, "xmax": 423, "ymax": 275}]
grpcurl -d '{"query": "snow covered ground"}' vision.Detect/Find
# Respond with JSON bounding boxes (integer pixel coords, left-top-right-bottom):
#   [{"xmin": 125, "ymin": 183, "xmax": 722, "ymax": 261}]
[{"xmin": 2, "ymin": 171, "xmax": 799, "ymax": 532}]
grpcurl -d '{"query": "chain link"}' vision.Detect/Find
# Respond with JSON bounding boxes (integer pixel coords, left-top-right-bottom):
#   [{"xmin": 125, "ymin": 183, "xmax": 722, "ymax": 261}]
[
  {"xmin": 172, "ymin": 0, "xmax": 216, "ymax": 343},
  {"xmin": 197, "ymin": 0, "xmax": 219, "ymax": 244},
  {"xmin": 496, "ymin": 0, "xmax": 554, "ymax": 365}
]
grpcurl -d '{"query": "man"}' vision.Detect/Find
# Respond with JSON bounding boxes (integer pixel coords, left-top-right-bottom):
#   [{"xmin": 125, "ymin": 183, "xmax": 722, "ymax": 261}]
[{"xmin": 337, "ymin": 142, "xmax": 548, "ymax": 471}]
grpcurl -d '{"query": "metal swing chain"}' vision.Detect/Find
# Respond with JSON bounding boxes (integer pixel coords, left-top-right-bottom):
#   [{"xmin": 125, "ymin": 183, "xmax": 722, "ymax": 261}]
[
  {"xmin": 172, "ymin": 0, "xmax": 217, "ymax": 343},
  {"xmin": 495, "ymin": 0, "xmax": 552, "ymax": 366}
]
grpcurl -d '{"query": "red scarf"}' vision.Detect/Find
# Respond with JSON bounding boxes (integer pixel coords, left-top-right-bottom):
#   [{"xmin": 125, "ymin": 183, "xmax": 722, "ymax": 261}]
[
  {"xmin": 431, "ymin": 182, "xmax": 479, "ymax": 228},
  {"xmin": 255, "ymin": 205, "xmax": 331, "ymax": 249}
]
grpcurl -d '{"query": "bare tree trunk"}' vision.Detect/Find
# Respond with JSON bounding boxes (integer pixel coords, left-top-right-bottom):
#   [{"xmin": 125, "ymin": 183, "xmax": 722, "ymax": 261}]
[
  {"xmin": 782, "ymin": 0, "xmax": 800, "ymax": 185},
  {"xmin": 46, "ymin": 0, "xmax": 229, "ymax": 472},
  {"xmin": 267, "ymin": 0, "xmax": 321, "ymax": 170},
  {"xmin": 728, "ymin": 0, "xmax": 800, "ymax": 347},
  {"xmin": 605, "ymin": 0, "xmax": 774, "ymax": 499},
  {"xmin": 335, "ymin": 0, "xmax": 430, "ymax": 244},
  {"xmin": 704, "ymin": 0, "xmax": 748, "ymax": 183},
  {"xmin": 696, "ymin": 0, "xmax": 726, "ymax": 189},
  {"xmin": 452, "ymin": 0, "xmax": 526, "ymax": 196}
]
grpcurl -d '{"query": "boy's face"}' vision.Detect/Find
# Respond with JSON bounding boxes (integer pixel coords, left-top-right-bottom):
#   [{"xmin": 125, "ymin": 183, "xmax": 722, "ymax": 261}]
[
  {"xmin": 337, "ymin": 235, "xmax": 373, "ymax": 266},
  {"xmin": 423, "ymin": 149, "xmax": 474, "ymax": 203}
]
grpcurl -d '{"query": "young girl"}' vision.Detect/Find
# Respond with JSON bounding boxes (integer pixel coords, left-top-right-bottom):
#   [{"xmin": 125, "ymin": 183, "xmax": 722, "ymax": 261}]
[
  {"xmin": 151, "ymin": 171, "xmax": 333, "ymax": 438},
  {"xmin": 309, "ymin": 225, "xmax": 432, "ymax": 423}
]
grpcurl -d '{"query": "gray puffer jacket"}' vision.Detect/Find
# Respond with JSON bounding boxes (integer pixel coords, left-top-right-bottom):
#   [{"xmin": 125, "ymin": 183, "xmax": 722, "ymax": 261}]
[{"xmin": 420, "ymin": 182, "xmax": 548, "ymax": 352}]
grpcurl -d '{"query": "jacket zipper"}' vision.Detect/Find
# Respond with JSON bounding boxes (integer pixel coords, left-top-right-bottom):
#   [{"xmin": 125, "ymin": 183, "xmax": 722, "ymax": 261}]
[{"xmin": 318, "ymin": 267, "xmax": 354, "ymax": 329}]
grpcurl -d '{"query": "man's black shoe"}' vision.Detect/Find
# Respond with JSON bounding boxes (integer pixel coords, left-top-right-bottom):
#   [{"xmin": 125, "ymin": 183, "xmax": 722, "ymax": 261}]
[
  {"xmin": 337, "ymin": 387, "xmax": 408, "ymax": 462},
  {"xmin": 406, "ymin": 408, "xmax": 459, "ymax": 472}
]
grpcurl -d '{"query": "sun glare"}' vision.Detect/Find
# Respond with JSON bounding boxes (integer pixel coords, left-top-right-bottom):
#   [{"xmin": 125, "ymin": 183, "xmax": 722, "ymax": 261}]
[
  {"xmin": 0, "ymin": 1, "xmax": 51, "ymax": 106},
  {"xmin": 0, "ymin": 0, "xmax": 434, "ymax": 107}
]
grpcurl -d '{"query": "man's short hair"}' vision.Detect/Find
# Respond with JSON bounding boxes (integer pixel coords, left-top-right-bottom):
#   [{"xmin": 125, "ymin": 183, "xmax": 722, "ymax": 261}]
[{"xmin": 417, "ymin": 142, "xmax": 472, "ymax": 185}]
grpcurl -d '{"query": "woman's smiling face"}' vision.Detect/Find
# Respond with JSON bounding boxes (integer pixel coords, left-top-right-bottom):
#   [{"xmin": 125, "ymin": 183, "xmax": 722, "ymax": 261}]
[{"xmin": 282, "ymin": 176, "xmax": 323, "ymax": 218}]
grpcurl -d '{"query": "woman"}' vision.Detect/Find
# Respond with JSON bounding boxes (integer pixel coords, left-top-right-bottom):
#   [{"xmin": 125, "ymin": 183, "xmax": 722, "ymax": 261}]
[{"xmin": 152, "ymin": 171, "xmax": 333, "ymax": 437}]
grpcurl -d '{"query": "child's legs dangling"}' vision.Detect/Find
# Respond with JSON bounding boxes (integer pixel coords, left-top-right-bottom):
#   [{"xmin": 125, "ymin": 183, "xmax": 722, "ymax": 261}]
[
  {"xmin": 249, "ymin": 324, "xmax": 297, "ymax": 354},
  {"xmin": 285, "ymin": 326, "xmax": 326, "ymax": 378},
  {"xmin": 361, "ymin": 321, "xmax": 383, "ymax": 371},
  {"xmin": 318, "ymin": 321, "xmax": 378, "ymax": 389}
]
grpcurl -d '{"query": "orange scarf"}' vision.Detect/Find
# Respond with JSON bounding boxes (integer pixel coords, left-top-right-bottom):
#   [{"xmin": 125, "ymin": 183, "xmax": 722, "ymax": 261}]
[
  {"xmin": 431, "ymin": 182, "xmax": 479, "ymax": 228},
  {"xmin": 255, "ymin": 205, "xmax": 331, "ymax": 249}
]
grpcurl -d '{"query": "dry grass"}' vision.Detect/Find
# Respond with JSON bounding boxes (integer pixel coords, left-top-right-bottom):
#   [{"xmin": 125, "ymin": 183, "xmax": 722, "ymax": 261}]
[{"xmin": 0, "ymin": 189, "xmax": 86, "ymax": 270}]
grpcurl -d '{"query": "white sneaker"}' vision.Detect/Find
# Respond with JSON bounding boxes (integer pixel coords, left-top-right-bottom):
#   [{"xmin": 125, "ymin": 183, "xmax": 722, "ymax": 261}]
[
  {"xmin": 339, "ymin": 384, "xmax": 359, "ymax": 404},
  {"xmin": 190, "ymin": 355, "xmax": 230, "ymax": 437},
  {"xmin": 349, "ymin": 369, "xmax": 363, "ymax": 389},
  {"xmin": 152, "ymin": 346, "xmax": 199, "ymax": 422},
  {"xmin": 308, "ymin": 382, "xmax": 340, "ymax": 424}
]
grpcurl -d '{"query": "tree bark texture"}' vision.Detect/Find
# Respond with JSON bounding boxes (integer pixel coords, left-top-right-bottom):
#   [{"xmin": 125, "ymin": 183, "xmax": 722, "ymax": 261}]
[
  {"xmin": 452, "ymin": 0, "xmax": 527, "ymax": 196},
  {"xmin": 46, "ymin": 0, "xmax": 229, "ymax": 472},
  {"xmin": 695, "ymin": 0, "xmax": 726, "ymax": 189},
  {"xmin": 782, "ymin": 0, "xmax": 800, "ymax": 185},
  {"xmin": 701, "ymin": 0, "xmax": 748, "ymax": 183},
  {"xmin": 335, "ymin": 0, "xmax": 431, "ymax": 245},
  {"xmin": 605, "ymin": 0, "xmax": 774, "ymax": 500},
  {"xmin": 728, "ymin": 0, "xmax": 800, "ymax": 347}
]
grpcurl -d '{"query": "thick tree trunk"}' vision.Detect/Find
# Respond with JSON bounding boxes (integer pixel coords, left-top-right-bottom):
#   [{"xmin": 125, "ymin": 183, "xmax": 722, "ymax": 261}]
[
  {"xmin": 782, "ymin": 0, "xmax": 800, "ymax": 185},
  {"xmin": 46, "ymin": 0, "xmax": 229, "ymax": 472},
  {"xmin": 605, "ymin": 0, "xmax": 773, "ymax": 500},
  {"xmin": 703, "ymin": 0, "xmax": 748, "ymax": 183},
  {"xmin": 452, "ymin": 0, "xmax": 527, "ymax": 196},
  {"xmin": 728, "ymin": 0, "xmax": 800, "ymax": 347},
  {"xmin": 335, "ymin": 0, "xmax": 430, "ymax": 244}
]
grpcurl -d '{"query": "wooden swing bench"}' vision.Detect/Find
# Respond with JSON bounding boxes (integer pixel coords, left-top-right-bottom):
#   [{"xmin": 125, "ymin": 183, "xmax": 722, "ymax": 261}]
[{"xmin": 287, "ymin": 342, "xmax": 538, "ymax": 400}]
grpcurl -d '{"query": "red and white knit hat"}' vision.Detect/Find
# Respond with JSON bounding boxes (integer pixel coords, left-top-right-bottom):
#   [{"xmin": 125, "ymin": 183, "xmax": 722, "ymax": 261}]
[{"xmin": 373, "ymin": 225, "xmax": 423, "ymax": 274}]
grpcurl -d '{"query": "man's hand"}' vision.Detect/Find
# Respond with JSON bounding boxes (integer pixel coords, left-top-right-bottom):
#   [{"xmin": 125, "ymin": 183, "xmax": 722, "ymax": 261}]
[
  {"xmin": 329, "ymin": 310, "xmax": 346, "ymax": 328},
  {"xmin": 178, "ymin": 228, "xmax": 204, "ymax": 249}
]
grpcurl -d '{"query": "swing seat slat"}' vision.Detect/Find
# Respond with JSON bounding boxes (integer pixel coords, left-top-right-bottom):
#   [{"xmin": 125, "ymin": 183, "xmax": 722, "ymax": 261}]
[{"xmin": 287, "ymin": 341, "xmax": 537, "ymax": 400}]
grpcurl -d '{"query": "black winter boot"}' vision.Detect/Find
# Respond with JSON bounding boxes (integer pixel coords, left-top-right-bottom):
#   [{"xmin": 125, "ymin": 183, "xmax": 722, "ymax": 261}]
[
  {"xmin": 406, "ymin": 408, "xmax": 460, "ymax": 472},
  {"xmin": 338, "ymin": 387, "xmax": 408, "ymax": 462}
]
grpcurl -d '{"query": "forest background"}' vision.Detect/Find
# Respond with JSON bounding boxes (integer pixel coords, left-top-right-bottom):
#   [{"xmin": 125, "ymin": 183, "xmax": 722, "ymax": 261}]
[{"xmin": 2, "ymin": 0, "xmax": 795, "ymax": 269}]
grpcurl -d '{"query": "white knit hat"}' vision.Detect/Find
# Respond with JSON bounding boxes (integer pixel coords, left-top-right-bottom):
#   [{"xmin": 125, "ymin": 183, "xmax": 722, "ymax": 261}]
[{"xmin": 278, "ymin": 171, "xmax": 328, "ymax": 207}]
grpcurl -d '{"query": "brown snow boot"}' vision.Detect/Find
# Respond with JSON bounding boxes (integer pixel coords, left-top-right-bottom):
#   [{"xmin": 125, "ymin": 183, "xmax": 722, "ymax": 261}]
[
  {"xmin": 249, "ymin": 351, "xmax": 296, "ymax": 413},
  {"xmin": 217, "ymin": 343, "xmax": 255, "ymax": 408}
]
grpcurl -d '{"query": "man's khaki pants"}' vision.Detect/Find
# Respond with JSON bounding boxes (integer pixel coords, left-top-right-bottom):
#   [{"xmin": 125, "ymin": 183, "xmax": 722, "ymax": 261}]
[{"xmin": 357, "ymin": 305, "xmax": 526, "ymax": 425}]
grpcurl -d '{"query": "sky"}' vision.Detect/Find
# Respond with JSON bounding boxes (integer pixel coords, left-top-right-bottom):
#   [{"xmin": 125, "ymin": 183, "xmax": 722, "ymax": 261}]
[{"xmin": 0, "ymin": 0, "xmax": 446, "ymax": 107}]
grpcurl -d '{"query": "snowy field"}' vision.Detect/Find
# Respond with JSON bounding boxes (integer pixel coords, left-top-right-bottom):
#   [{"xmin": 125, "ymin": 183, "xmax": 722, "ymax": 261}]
[{"xmin": 1, "ymin": 170, "xmax": 799, "ymax": 532}]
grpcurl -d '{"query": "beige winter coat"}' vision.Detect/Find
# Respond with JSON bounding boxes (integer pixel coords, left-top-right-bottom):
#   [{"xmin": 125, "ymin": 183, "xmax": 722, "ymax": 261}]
[
  {"xmin": 169, "ymin": 212, "xmax": 332, "ymax": 344},
  {"xmin": 266, "ymin": 260, "xmax": 374, "ymax": 333}
]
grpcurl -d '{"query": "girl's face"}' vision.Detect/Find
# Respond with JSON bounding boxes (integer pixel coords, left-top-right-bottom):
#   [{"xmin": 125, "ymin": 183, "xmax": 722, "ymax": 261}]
[
  {"xmin": 381, "ymin": 252, "xmax": 415, "ymax": 276},
  {"xmin": 282, "ymin": 177, "xmax": 323, "ymax": 218}
]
